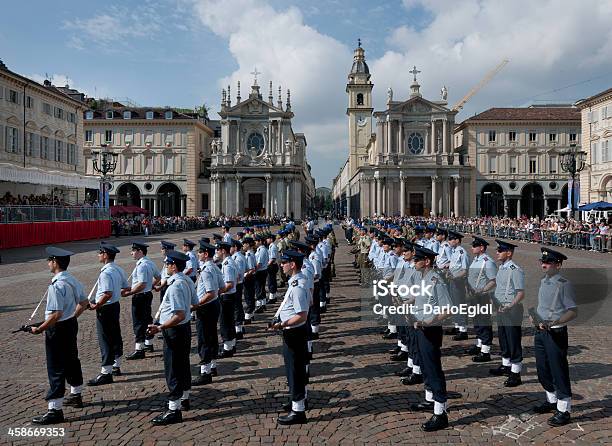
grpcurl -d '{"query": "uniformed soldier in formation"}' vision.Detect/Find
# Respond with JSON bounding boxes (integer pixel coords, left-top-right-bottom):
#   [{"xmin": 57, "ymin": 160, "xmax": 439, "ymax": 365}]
[
  {"xmin": 31, "ymin": 247, "xmax": 89, "ymax": 425},
  {"xmin": 88, "ymin": 242, "xmax": 129, "ymax": 386},
  {"xmin": 467, "ymin": 236, "xmax": 497, "ymax": 362},
  {"xmin": 254, "ymin": 234, "xmax": 269, "ymax": 313},
  {"xmin": 125, "ymin": 241, "xmax": 161, "ymax": 360},
  {"xmin": 357, "ymin": 227, "xmax": 372, "ymax": 286},
  {"xmin": 154, "ymin": 241, "xmax": 176, "ymax": 303},
  {"xmin": 446, "ymin": 231, "xmax": 469, "ymax": 340},
  {"xmin": 182, "ymin": 239, "xmax": 198, "ymax": 283},
  {"xmin": 270, "ymin": 250, "xmax": 310, "ymax": 425},
  {"xmin": 409, "ymin": 246, "xmax": 452, "ymax": 432},
  {"xmin": 266, "ymin": 232, "xmax": 279, "ymax": 304},
  {"xmin": 216, "ymin": 241, "xmax": 238, "ymax": 358},
  {"xmin": 305, "ymin": 236, "xmax": 323, "ymax": 339},
  {"xmin": 147, "ymin": 250, "xmax": 199, "ymax": 425},
  {"xmin": 490, "ymin": 239, "xmax": 525, "ymax": 387},
  {"xmin": 192, "ymin": 241, "xmax": 222, "ymax": 385},
  {"xmin": 381, "ymin": 237, "xmax": 400, "ymax": 340},
  {"xmin": 531, "ymin": 248, "xmax": 578, "ymax": 426},
  {"xmin": 222, "ymin": 224, "xmax": 233, "ymax": 244},
  {"xmin": 242, "ymin": 237, "xmax": 257, "ymax": 323},
  {"xmin": 230, "ymin": 239, "xmax": 247, "ymax": 339}
]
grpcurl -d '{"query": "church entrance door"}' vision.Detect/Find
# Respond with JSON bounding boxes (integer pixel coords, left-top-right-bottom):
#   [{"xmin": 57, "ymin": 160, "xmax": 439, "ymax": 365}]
[
  {"xmin": 409, "ymin": 193, "xmax": 424, "ymax": 216},
  {"xmin": 248, "ymin": 193, "xmax": 264, "ymax": 216}
]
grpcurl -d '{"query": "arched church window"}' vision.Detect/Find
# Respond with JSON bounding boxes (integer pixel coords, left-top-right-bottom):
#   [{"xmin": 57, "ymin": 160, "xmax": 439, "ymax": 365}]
[
  {"xmin": 357, "ymin": 93, "xmax": 364, "ymax": 105},
  {"xmin": 247, "ymin": 132, "xmax": 265, "ymax": 157},
  {"xmin": 408, "ymin": 132, "xmax": 424, "ymax": 154}
]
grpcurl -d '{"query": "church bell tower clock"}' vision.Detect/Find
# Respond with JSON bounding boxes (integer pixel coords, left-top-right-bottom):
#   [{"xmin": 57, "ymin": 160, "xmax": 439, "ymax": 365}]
[{"xmin": 346, "ymin": 39, "xmax": 373, "ymax": 178}]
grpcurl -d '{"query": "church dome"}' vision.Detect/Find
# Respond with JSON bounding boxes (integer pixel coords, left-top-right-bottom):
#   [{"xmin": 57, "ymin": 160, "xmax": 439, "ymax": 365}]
[{"xmin": 350, "ymin": 41, "xmax": 369, "ymax": 75}]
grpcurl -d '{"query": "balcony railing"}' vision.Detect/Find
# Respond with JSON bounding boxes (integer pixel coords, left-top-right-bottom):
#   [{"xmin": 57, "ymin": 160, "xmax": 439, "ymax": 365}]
[{"xmin": 0, "ymin": 206, "xmax": 110, "ymax": 224}]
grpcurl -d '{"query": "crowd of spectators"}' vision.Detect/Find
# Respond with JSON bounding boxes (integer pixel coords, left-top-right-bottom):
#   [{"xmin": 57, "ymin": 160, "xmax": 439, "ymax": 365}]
[{"xmin": 0, "ymin": 192, "xmax": 98, "ymax": 207}]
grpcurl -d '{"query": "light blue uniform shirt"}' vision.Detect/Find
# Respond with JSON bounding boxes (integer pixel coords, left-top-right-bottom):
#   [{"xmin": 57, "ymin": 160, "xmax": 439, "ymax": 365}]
[
  {"xmin": 232, "ymin": 251, "xmax": 247, "ymax": 284},
  {"xmin": 184, "ymin": 250, "xmax": 198, "ymax": 279},
  {"xmin": 308, "ymin": 251, "xmax": 322, "ymax": 281},
  {"xmin": 245, "ymin": 250, "xmax": 257, "ymax": 271},
  {"xmin": 223, "ymin": 232, "xmax": 233, "ymax": 244},
  {"xmin": 429, "ymin": 239, "xmax": 441, "ymax": 253},
  {"xmin": 132, "ymin": 256, "xmax": 160, "ymax": 293},
  {"xmin": 278, "ymin": 272, "xmax": 309, "ymax": 327},
  {"xmin": 436, "ymin": 241, "xmax": 452, "ymax": 268},
  {"xmin": 159, "ymin": 273, "xmax": 198, "ymax": 325},
  {"xmin": 468, "ymin": 254, "xmax": 497, "ymax": 291},
  {"xmin": 536, "ymin": 273, "xmax": 577, "ymax": 324},
  {"xmin": 268, "ymin": 243, "xmax": 279, "ymax": 262},
  {"xmin": 494, "ymin": 260, "xmax": 525, "ymax": 305},
  {"xmin": 449, "ymin": 245, "xmax": 469, "ymax": 278},
  {"xmin": 255, "ymin": 245, "xmax": 269, "ymax": 271},
  {"xmin": 95, "ymin": 262, "xmax": 128, "ymax": 305},
  {"xmin": 220, "ymin": 256, "xmax": 237, "ymax": 295},
  {"xmin": 382, "ymin": 251, "xmax": 399, "ymax": 279},
  {"xmin": 413, "ymin": 269, "xmax": 452, "ymax": 322},
  {"xmin": 300, "ymin": 260, "xmax": 315, "ymax": 305},
  {"xmin": 197, "ymin": 260, "xmax": 220, "ymax": 302},
  {"xmin": 46, "ymin": 271, "xmax": 86, "ymax": 321}
]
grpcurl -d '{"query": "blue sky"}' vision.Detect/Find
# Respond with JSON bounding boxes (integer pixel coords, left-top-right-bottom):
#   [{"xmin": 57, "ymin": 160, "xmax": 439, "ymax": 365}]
[{"xmin": 2, "ymin": 0, "xmax": 611, "ymax": 187}]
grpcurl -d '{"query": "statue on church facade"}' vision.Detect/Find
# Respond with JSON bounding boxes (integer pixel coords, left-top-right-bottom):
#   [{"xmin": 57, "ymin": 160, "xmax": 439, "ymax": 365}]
[{"xmin": 387, "ymin": 87, "xmax": 393, "ymax": 103}]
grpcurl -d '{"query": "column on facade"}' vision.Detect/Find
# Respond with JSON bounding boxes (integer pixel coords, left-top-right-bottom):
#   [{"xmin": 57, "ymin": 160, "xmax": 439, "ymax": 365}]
[
  {"xmin": 180, "ymin": 196, "xmax": 186, "ymax": 216},
  {"xmin": 346, "ymin": 185, "xmax": 351, "ymax": 217},
  {"xmin": 557, "ymin": 198, "xmax": 561, "ymax": 211},
  {"xmin": 236, "ymin": 120, "xmax": 241, "ymax": 154},
  {"xmin": 398, "ymin": 122, "xmax": 404, "ymax": 155},
  {"xmin": 440, "ymin": 177, "xmax": 447, "ymax": 216},
  {"xmin": 387, "ymin": 119, "xmax": 392, "ymax": 154},
  {"xmin": 442, "ymin": 119, "xmax": 448, "ymax": 155},
  {"xmin": 285, "ymin": 178, "xmax": 291, "ymax": 217},
  {"xmin": 517, "ymin": 198, "xmax": 522, "ymax": 218},
  {"xmin": 265, "ymin": 175, "xmax": 271, "ymax": 218},
  {"xmin": 543, "ymin": 193, "xmax": 548, "ymax": 215},
  {"xmin": 429, "ymin": 120, "xmax": 436, "ymax": 154},
  {"xmin": 140, "ymin": 198, "xmax": 145, "ymax": 209},
  {"xmin": 217, "ymin": 176, "xmax": 224, "ymax": 215},
  {"xmin": 476, "ymin": 195, "xmax": 480, "ymax": 217},
  {"xmin": 431, "ymin": 176, "xmax": 438, "ymax": 216},
  {"xmin": 382, "ymin": 180, "xmax": 387, "ymax": 215},
  {"xmin": 235, "ymin": 175, "xmax": 241, "ymax": 215},
  {"xmin": 503, "ymin": 197, "xmax": 508, "ymax": 217},
  {"xmin": 376, "ymin": 177, "xmax": 382, "ymax": 215},
  {"xmin": 153, "ymin": 198, "xmax": 158, "ymax": 217},
  {"xmin": 400, "ymin": 172, "xmax": 406, "ymax": 217},
  {"xmin": 453, "ymin": 176, "xmax": 460, "ymax": 217}
]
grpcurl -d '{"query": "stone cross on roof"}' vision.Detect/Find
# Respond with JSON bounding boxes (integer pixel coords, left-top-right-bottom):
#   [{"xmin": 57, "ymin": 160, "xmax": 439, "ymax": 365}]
[
  {"xmin": 409, "ymin": 65, "xmax": 421, "ymax": 82},
  {"xmin": 250, "ymin": 67, "xmax": 261, "ymax": 86}
]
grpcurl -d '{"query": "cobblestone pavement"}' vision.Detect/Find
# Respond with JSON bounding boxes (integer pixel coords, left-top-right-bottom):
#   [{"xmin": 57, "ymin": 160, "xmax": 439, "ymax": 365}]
[{"xmin": 0, "ymin": 228, "xmax": 610, "ymax": 445}]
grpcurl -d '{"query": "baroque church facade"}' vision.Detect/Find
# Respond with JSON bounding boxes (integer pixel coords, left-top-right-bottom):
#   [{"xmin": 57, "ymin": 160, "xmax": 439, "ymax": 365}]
[
  {"xmin": 332, "ymin": 42, "xmax": 475, "ymax": 218},
  {"xmin": 209, "ymin": 76, "xmax": 315, "ymax": 218}
]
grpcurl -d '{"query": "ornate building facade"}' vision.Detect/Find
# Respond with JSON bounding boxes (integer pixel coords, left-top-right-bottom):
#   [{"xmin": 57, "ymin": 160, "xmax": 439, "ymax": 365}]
[
  {"xmin": 210, "ymin": 77, "xmax": 315, "ymax": 218},
  {"xmin": 576, "ymin": 88, "xmax": 612, "ymax": 203},
  {"xmin": 332, "ymin": 43, "xmax": 472, "ymax": 218},
  {"xmin": 454, "ymin": 106, "xmax": 581, "ymax": 218}
]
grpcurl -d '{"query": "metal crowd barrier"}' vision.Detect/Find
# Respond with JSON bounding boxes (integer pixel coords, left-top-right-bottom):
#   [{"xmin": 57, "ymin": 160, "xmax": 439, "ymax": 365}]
[{"xmin": 0, "ymin": 206, "xmax": 110, "ymax": 223}]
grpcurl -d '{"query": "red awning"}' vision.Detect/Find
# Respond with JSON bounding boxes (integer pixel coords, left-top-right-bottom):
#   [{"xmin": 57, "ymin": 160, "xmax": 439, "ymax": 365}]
[{"xmin": 110, "ymin": 205, "xmax": 149, "ymax": 216}]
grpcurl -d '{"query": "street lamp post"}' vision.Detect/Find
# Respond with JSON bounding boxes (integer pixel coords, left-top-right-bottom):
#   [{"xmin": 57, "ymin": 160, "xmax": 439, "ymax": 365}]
[
  {"xmin": 92, "ymin": 144, "xmax": 118, "ymax": 209},
  {"xmin": 560, "ymin": 143, "xmax": 586, "ymax": 220}
]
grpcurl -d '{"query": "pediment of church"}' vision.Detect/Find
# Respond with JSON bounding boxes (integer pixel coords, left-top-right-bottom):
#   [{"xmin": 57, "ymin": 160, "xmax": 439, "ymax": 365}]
[
  {"xmin": 389, "ymin": 96, "xmax": 449, "ymax": 115},
  {"xmin": 223, "ymin": 97, "xmax": 284, "ymax": 117}
]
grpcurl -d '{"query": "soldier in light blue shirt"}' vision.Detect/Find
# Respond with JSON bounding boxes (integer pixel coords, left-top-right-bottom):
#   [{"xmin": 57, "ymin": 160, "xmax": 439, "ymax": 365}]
[
  {"xmin": 222, "ymin": 224, "xmax": 233, "ymax": 244},
  {"xmin": 30, "ymin": 247, "xmax": 89, "ymax": 425},
  {"xmin": 269, "ymin": 250, "xmax": 309, "ymax": 425},
  {"xmin": 531, "ymin": 248, "xmax": 578, "ymax": 427},
  {"xmin": 490, "ymin": 239, "xmax": 525, "ymax": 388},
  {"xmin": 88, "ymin": 243, "xmax": 129, "ymax": 387},
  {"xmin": 267, "ymin": 233, "xmax": 280, "ymax": 303},
  {"xmin": 181, "ymin": 239, "xmax": 198, "ymax": 282},
  {"xmin": 124, "ymin": 241, "xmax": 161, "ymax": 360},
  {"xmin": 231, "ymin": 239, "xmax": 247, "ymax": 338},
  {"xmin": 217, "ymin": 242, "xmax": 238, "ymax": 358},
  {"xmin": 446, "ymin": 231, "xmax": 470, "ymax": 339},
  {"xmin": 146, "ymin": 250, "xmax": 197, "ymax": 425},
  {"xmin": 254, "ymin": 235, "xmax": 269, "ymax": 312},
  {"xmin": 242, "ymin": 238, "xmax": 257, "ymax": 322}
]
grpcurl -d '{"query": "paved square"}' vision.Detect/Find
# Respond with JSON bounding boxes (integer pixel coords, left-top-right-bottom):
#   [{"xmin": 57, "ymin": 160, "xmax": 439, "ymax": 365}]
[{"xmin": 0, "ymin": 227, "xmax": 610, "ymax": 444}]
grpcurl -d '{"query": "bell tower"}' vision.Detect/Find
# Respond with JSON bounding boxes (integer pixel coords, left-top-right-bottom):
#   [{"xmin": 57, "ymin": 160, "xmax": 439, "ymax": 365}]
[{"xmin": 346, "ymin": 39, "xmax": 373, "ymax": 178}]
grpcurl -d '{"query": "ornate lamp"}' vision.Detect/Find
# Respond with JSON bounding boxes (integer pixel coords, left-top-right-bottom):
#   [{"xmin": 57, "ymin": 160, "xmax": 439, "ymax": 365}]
[{"xmin": 560, "ymin": 143, "xmax": 586, "ymax": 218}]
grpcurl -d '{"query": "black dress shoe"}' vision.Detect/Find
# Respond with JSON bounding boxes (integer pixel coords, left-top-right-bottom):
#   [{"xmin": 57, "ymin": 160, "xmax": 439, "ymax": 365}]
[
  {"xmin": 472, "ymin": 352, "xmax": 492, "ymax": 363},
  {"xmin": 548, "ymin": 410, "xmax": 571, "ymax": 426},
  {"xmin": 255, "ymin": 305, "xmax": 266, "ymax": 314},
  {"xmin": 309, "ymin": 332, "xmax": 319, "ymax": 340},
  {"xmin": 32, "ymin": 409, "xmax": 64, "ymax": 425},
  {"xmin": 218, "ymin": 347, "xmax": 235, "ymax": 358},
  {"xmin": 145, "ymin": 344, "xmax": 154, "ymax": 353},
  {"xmin": 126, "ymin": 350, "xmax": 145, "ymax": 360},
  {"xmin": 181, "ymin": 399, "xmax": 190, "ymax": 411},
  {"xmin": 533, "ymin": 402, "xmax": 556, "ymax": 414},
  {"xmin": 382, "ymin": 332, "xmax": 398, "ymax": 340},
  {"xmin": 388, "ymin": 346, "xmax": 401, "ymax": 354},
  {"xmin": 63, "ymin": 393, "xmax": 83, "ymax": 408},
  {"xmin": 381, "ymin": 328, "xmax": 390, "ymax": 335},
  {"xmin": 192, "ymin": 373, "xmax": 212, "ymax": 386},
  {"xmin": 504, "ymin": 372, "xmax": 522, "ymax": 387},
  {"xmin": 307, "ymin": 351, "xmax": 313, "ymax": 362},
  {"xmin": 489, "ymin": 365, "xmax": 511, "ymax": 376},
  {"xmin": 395, "ymin": 367, "xmax": 413, "ymax": 377},
  {"xmin": 211, "ymin": 367, "xmax": 218, "ymax": 377},
  {"xmin": 151, "ymin": 409, "xmax": 182, "ymax": 425},
  {"xmin": 390, "ymin": 351, "xmax": 408, "ymax": 362},
  {"xmin": 88, "ymin": 373, "xmax": 113, "ymax": 386},
  {"xmin": 401, "ymin": 373, "xmax": 424, "ymax": 385},
  {"xmin": 320, "ymin": 306, "xmax": 327, "ymax": 313},
  {"xmin": 453, "ymin": 332, "xmax": 468, "ymax": 341},
  {"xmin": 277, "ymin": 410, "xmax": 307, "ymax": 425},
  {"xmin": 409, "ymin": 401, "xmax": 434, "ymax": 411},
  {"xmin": 112, "ymin": 367, "xmax": 122, "ymax": 376},
  {"xmin": 236, "ymin": 332, "xmax": 244, "ymax": 340},
  {"xmin": 244, "ymin": 319, "xmax": 252, "ymax": 325},
  {"xmin": 467, "ymin": 345, "xmax": 480, "ymax": 355},
  {"xmin": 421, "ymin": 413, "xmax": 449, "ymax": 432},
  {"xmin": 445, "ymin": 327, "xmax": 458, "ymax": 335},
  {"xmin": 268, "ymin": 298, "xmax": 277, "ymax": 304}
]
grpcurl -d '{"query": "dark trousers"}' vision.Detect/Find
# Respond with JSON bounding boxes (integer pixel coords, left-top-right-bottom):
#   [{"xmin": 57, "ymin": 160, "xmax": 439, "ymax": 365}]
[
  {"xmin": 534, "ymin": 327, "xmax": 571, "ymax": 399},
  {"xmin": 219, "ymin": 293, "xmax": 237, "ymax": 342},
  {"xmin": 308, "ymin": 282, "xmax": 321, "ymax": 326},
  {"xmin": 449, "ymin": 277, "xmax": 467, "ymax": 327},
  {"xmin": 319, "ymin": 274, "xmax": 328, "ymax": 304},
  {"xmin": 162, "ymin": 322, "xmax": 192, "ymax": 401},
  {"xmin": 323, "ymin": 264, "xmax": 331, "ymax": 294},
  {"xmin": 255, "ymin": 270, "xmax": 268, "ymax": 302},
  {"xmin": 45, "ymin": 317, "xmax": 83, "ymax": 400},
  {"xmin": 234, "ymin": 283, "xmax": 245, "ymax": 324},
  {"xmin": 132, "ymin": 291, "xmax": 153, "ymax": 343},
  {"xmin": 417, "ymin": 326, "xmax": 446, "ymax": 404},
  {"xmin": 497, "ymin": 303, "xmax": 523, "ymax": 363},
  {"xmin": 196, "ymin": 299, "xmax": 220, "ymax": 364},
  {"xmin": 96, "ymin": 302, "xmax": 123, "ymax": 367},
  {"xmin": 408, "ymin": 326, "xmax": 420, "ymax": 367},
  {"xmin": 267, "ymin": 263, "xmax": 279, "ymax": 294},
  {"xmin": 282, "ymin": 324, "xmax": 308, "ymax": 404},
  {"xmin": 473, "ymin": 293, "xmax": 493, "ymax": 345},
  {"xmin": 243, "ymin": 276, "xmax": 256, "ymax": 314}
]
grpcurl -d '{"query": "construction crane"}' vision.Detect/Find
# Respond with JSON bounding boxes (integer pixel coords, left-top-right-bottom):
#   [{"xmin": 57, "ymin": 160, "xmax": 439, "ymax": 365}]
[{"xmin": 451, "ymin": 59, "xmax": 509, "ymax": 112}]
